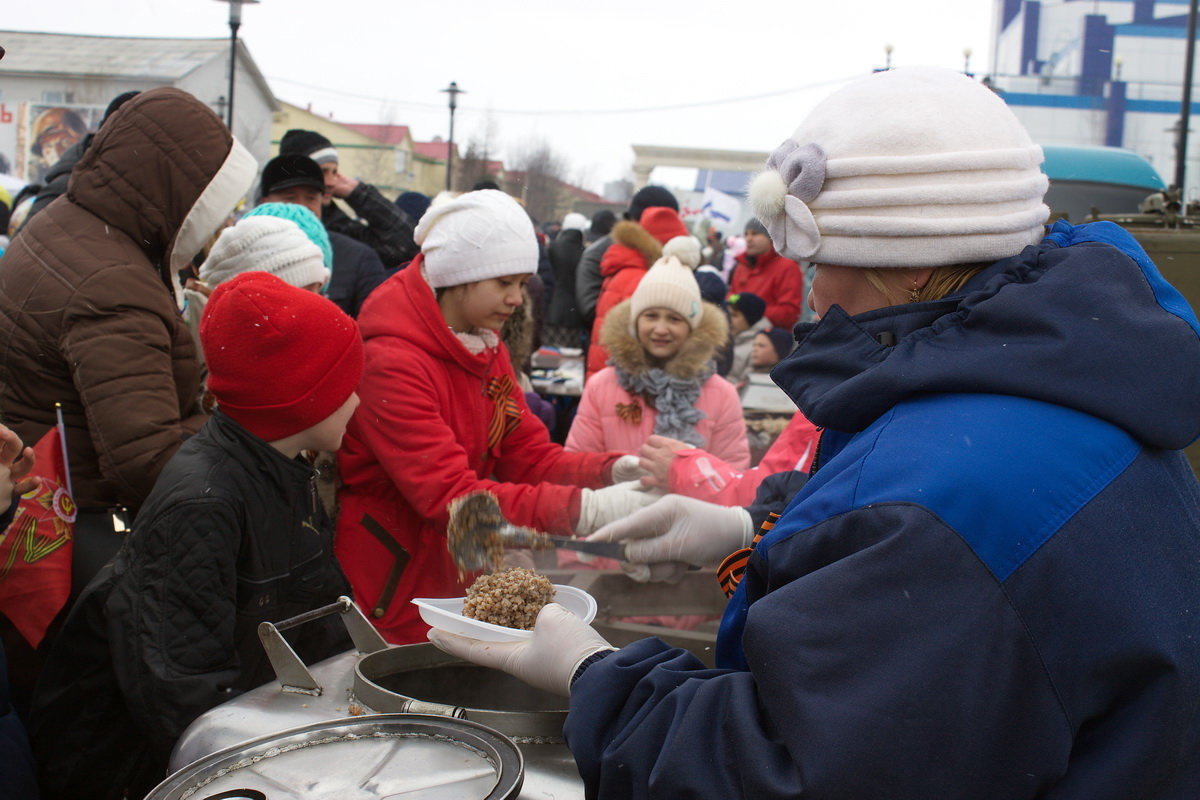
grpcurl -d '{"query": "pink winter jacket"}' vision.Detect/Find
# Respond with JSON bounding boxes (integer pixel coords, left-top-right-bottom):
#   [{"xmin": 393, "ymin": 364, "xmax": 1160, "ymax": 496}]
[
  {"xmin": 566, "ymin": 367, "xmax": 749, "ymax": 466},
  {"xmin": 667, "ymin": 411, "xmax": 819, "ymax": 506},
  {"xmin": 566, "ymin": 299, "xmax": 749, "ymax": 468}
]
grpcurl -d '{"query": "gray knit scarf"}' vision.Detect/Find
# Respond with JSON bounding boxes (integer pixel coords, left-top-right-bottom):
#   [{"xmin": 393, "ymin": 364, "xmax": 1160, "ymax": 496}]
[{"xmin": 614, "ymin": 365, "xmax": 711, "ymax": 447}]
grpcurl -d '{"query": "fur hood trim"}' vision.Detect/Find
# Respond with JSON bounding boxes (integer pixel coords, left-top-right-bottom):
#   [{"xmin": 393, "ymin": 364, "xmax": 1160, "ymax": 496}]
[
  {"xmin": 601, "ymin": 299, "xmax": 729, "ymax": 380},
  {"xmin": 611, "ymin": 220, "xmax": 663, "ymax": 266}
]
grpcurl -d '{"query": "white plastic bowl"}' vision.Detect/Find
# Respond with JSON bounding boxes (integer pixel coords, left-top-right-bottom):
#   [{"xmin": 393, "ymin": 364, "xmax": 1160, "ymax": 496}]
[{"xmin": 412, "ymin": 584, "xmax": 597, "ymax": 642}]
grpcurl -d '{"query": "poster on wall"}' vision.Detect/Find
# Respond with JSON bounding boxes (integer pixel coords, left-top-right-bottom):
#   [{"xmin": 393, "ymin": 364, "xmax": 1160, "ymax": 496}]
[{"xmin": 0, "ymin": 103, "xmax": 106, "ymax": 186}]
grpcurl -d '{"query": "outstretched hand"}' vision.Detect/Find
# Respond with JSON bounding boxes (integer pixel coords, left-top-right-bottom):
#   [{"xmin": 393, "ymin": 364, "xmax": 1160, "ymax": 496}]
[
  {"xmin": 0, "ymin": 424, "xmax": 39, "ymax": 512},
  {"xmin": 586, "ymin": 494, "xmax": 754, "ymax": 582},
  {"xmin": 637, "ymin": 435, "xmax": 690, "ymax": 489}
]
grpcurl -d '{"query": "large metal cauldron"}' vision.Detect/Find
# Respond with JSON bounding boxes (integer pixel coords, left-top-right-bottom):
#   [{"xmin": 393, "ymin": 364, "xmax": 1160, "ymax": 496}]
[{"xmin": 168, "ymin": 598, "xmax": 584, "ymax": 800}]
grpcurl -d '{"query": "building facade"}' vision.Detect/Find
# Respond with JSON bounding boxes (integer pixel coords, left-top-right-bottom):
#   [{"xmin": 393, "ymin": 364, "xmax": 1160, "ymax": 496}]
[
  {"xmin": 0, "ymin": 30, "xmax": 276, "ymax": 184},
  {"xmin": 991, "ymin": 0, "xmax": 1200, "ymax": 196}
]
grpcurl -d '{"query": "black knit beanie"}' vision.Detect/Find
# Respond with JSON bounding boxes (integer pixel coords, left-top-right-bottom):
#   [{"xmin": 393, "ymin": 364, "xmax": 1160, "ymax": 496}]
[
  {"xmin": 280, "ymin": 129, "xmax": 337, "ymax": 164},
  {"xmin": 627, "ymin": 185, "xmax": 679, "ymax": 221}
]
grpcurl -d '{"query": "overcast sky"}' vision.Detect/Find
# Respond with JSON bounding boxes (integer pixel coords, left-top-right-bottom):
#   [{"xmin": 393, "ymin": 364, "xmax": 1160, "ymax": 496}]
[{"xmin": 4, "ymin": 0, "xmax": 997, "ymax": 191}]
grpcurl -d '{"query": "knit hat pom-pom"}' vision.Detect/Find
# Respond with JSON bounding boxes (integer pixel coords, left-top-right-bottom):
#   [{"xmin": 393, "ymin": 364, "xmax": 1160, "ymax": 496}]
[
  {"xmin": 661, "ymin": 235, "xmax": 701, "ymax": 269},
  {"xmin": 749, "ymin": 170, "xmax": 788, "ymax": 225}
]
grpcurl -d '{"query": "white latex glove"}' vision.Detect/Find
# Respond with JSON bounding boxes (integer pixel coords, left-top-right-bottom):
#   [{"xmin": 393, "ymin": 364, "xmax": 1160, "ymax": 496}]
[
  {"xmin": 575, "ymin": 481, "xmax": 661, "ymax": 537},
  {"xmin": 610, "ymin": 454, "xmax": 650, "ymax": 484},
  {"xmin": 427, "ymin": 603, "xmax": 613, "ymax": 696},
  {"xmin": 586, "ymin": 495, "xmax": 754, "ymax": 582}
]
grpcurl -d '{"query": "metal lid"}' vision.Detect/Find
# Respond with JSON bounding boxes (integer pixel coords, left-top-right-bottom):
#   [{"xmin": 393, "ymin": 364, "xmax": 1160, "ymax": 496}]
[{"xmin": 145, "ymin": 714, "xmax": 523, "ymax": 800}]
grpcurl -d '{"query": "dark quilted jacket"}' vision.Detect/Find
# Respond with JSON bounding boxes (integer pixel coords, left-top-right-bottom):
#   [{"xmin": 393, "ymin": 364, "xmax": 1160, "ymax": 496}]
[{"xmin": 28, "ymin": 411, "xmax": 351, "ymax": 800}]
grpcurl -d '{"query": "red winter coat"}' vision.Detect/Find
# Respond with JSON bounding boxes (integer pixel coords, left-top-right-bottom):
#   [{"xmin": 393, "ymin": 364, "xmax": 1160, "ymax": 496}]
[
  {"xmin": 336, "ymin": 258, "xmax": 620, "ymax": 643},
  {"xmin": 727, "ymin": 247, "xmax": 804, "ymax": 329},
  {"xmin": 586, "ymin": 209, "xmax": 687, "ymax": 377}
]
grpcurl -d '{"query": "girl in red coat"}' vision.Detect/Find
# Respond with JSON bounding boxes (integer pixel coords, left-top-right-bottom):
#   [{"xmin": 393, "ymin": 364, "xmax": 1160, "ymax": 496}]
[{"xmin": 335, "ymin": 190, "xmax": 653, "ymax": 643}]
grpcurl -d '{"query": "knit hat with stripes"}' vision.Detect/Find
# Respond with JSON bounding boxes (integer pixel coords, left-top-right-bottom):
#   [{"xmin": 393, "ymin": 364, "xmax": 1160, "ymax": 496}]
[{"xmin": 748, "ymin": 66, "xmax": 1049, "ymax": 268}]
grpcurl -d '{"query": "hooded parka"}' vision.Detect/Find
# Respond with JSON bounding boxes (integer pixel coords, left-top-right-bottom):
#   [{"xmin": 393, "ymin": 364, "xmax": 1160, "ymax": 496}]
[
  {"xmin": 565, "ymin": 222, "xmax": 1200, "ymax": 799},
  {"xmin": 0, "ymin": 87, "xmax": 257, "ymax": 514}
]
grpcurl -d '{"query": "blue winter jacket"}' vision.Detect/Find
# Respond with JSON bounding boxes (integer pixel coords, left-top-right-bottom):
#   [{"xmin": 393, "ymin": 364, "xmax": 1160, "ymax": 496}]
[{"xmin": 565, "ymin": 221, "xmax": 1200, "ymax": 799}]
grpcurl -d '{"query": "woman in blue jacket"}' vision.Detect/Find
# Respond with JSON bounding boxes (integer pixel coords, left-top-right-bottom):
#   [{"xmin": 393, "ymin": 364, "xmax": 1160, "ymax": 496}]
[{"xmin": 431, "ymin": 67, "xmax": 1200, "ymax": 799}]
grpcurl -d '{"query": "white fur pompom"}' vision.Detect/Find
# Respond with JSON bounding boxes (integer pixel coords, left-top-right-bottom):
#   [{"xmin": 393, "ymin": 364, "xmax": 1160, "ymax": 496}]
[
  {"xmin": 748, "ymin": 169, "xmax": 787, "ymax": 222},
  {"xmin": 661, "ymin": 235, "xmax": 701, "ymax": 268}
]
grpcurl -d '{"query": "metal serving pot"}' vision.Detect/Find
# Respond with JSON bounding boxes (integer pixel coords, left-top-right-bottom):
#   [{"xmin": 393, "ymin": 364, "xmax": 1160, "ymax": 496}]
[{"xmin": 168, "ymin": 598, "xmax": 584, "ymax": 800}]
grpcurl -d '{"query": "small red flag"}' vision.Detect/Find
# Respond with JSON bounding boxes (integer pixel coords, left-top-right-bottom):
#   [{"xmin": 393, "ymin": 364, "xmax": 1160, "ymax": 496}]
[{"xmin": 0, "ymin": 421, "xmax": 75, "ymax": 647}]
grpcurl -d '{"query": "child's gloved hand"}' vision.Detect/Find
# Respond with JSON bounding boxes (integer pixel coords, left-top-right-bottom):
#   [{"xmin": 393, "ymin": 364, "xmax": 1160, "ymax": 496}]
[
  {"xmin": 587, "ymin": 494, "xmax": 754, "ymax": 581},
  {"xmin": 574, "ymin": 481, "xmax": 661, "ymax": 537},
  {"xmin": 610, "ymin": 454, "xmax": 650, "ymax": 484}
]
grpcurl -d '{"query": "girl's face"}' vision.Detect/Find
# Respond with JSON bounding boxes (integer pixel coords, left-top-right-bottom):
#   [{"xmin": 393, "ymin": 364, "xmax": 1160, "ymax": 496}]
[
  {"xmin": 636, "ymin": 308, "xmax": 691, "ymax": 362},
  {"xmin": 440, "ymin": 273, "xmax": 530, "ymax": 332},
  {"xmin": 750, "ymin": 332, "xmax": 779, "ymax": 368},
  {"xmin": 729, "ymin": 308, "xmax": 749, "ymax": 335}
]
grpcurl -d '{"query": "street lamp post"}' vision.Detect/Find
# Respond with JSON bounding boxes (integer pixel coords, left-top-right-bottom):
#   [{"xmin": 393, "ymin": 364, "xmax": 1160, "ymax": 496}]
[
  {"xmin": 441, "ymin": 81, "xmax": 465, "ymax": 192},
  {"xmin": 1175, "ymin": 0, "xmax": 1199, "ymax": 197},
  {"xmin": 214, "ymin": 0, "xmax": 260, "ymax": 130}
]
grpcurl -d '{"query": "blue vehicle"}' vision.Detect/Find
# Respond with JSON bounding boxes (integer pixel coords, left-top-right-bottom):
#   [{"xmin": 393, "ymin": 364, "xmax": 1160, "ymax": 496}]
[{"xmin": 1040, "ymin": 144, "xmax": 1167, "ymax": 221}]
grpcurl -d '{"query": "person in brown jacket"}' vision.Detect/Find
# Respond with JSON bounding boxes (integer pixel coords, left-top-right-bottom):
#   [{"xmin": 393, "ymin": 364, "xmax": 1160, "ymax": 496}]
[{"xmin": 0, "ymin": 87, "xmax": 257, "ymax": 591}]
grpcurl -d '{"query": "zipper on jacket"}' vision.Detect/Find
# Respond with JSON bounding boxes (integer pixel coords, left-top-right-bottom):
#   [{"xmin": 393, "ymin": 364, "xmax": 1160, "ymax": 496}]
[{"xmin": 809, "ymin": 427, "xmax": 827, "ymax": 475}]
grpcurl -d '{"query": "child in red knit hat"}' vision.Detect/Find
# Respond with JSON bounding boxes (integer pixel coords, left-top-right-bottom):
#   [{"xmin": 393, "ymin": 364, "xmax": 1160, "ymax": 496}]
[{"xmin": 29, "ymin": 272, "xmax": 363, "ymax": 800}]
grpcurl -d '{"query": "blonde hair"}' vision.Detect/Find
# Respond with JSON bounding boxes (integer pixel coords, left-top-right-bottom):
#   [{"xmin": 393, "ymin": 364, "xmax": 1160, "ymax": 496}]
[{"xmin": 863, "ymin": 263, "xmax": 990, "ymax": 305}]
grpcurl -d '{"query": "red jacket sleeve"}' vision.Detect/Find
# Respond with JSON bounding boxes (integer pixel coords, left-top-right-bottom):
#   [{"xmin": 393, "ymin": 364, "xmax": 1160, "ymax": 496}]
[
  {"xmin": 353, "ymin": 349, "xmax": 613, "ymax": 536},
  {"xmin": 763, "ymin": 260, "xmax": 804, "ymax": 329}
]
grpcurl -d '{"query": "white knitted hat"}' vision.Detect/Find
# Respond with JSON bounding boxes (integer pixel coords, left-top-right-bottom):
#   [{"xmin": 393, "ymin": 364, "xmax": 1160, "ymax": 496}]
[
  {"xmin": 748, "ymin": 66, "xmax": 1050, "ymax": 268},
  {"xmin": 630, "ymin": 255, "xmax": 703, "ymax": 330},
  {"xmin": 562, "ymin": 212, "xmax": 590, "ymax": 232},
  {"xmin": 414, "ymin": 189, "xmax": 538, "ymax": 288},
  {"xmin": 201, "ymin": 216, "xmax": 330, "ymax": 290}
]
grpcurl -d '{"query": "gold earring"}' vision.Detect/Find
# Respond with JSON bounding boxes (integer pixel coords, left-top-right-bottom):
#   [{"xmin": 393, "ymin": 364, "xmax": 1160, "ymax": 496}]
[{"xmin": 908, "ymin": 281, "xmax": 921, "ymax": 303}]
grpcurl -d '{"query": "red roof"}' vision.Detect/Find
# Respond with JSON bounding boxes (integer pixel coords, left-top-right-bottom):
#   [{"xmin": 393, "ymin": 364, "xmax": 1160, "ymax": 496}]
[
  {"xmin": 413, "ymin": 140, "xmax": 459, "ymax": 162},
  {"xmin": 344, "ymin": 123, "xmax": 411, "ymax": 146}
]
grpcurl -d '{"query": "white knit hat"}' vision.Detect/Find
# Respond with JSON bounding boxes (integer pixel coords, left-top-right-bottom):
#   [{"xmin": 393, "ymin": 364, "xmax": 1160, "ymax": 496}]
[
  {"xmin": 562, "ymin": 212, "xmax": 590, "ymax": 232},
  {"xmin": 414, "ymin": 189, "xmax": 538, "ymax": 288},
  {"xmin": 630, "ymin": 255, "xmax": 703, "ymax": 330},
  {"xmin": 201, "ymin": 216, "xmax": 330, "ymax": 290},
  {"xmin": 748, "ymin": 66, "xmax": 1050, "ymax": 268}
]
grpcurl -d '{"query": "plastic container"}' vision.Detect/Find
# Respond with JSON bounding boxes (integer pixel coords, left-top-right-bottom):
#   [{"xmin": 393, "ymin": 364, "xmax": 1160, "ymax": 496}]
[{"xmin": 412, "ymin": 585, "xmax": 596, "ymax": 642}]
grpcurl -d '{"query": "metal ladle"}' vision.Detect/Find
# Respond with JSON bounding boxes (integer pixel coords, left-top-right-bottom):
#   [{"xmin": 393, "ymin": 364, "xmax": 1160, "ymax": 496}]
[{"xmin": 447, "ymin": 491, "xmax": 626, "ymax": 574}]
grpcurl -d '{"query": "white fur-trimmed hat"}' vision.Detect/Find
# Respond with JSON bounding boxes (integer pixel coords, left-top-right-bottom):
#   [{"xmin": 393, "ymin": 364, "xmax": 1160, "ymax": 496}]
[
  {"xmin": 201, "ymin": 215, "xmax": 330, "ymax": 290},
  {"xmin": 748, "ymin": 66, "xmax": 1050, "ymax": 268},
  {"xmin": 630, "ymin": 255, "xmax": 703, "ymax": 330},
  {"xmin": 415, "ymin": 189, "xmax": 538, "ymax": 288}
]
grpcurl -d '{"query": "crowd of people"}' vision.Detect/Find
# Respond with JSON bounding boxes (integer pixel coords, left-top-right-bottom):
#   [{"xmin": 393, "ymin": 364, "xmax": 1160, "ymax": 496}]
[{"xmin": 0, "ymin": 64, "xmax": 1198, "ymax": 800}]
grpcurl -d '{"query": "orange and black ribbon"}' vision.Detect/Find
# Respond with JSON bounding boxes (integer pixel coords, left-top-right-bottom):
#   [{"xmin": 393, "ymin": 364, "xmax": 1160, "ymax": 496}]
[
  {"xmin": 615, "ymin": 399, "xmax": 642, "ymax": 424},
  {"xmin": 717, "ymin": 511, "xmax": 780, "ymax": 598},
  {"xmin": 486, "ymin": 375, "xmax": 522, "ymax": 450}
]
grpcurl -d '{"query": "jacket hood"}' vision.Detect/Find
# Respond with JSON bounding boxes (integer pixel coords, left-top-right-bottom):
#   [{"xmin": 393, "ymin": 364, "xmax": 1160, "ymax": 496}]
[
  {"xmin": 356, "ymin": 254, "xmax": 499, "ymax": 378},
  {"xmin": 69, "ymin": 87, "xmax": 257, "ymax": 282},
  {"xmin": 601, "ymin": 299, "xmax": 729, "ymax": 380},
  {"xmin": 772, "ymin": 220, "xmax": 1200, "ymax": 450},
  {"xmin": 601, "ymin": 220, "xmax": 663, "ymax": 278}
]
